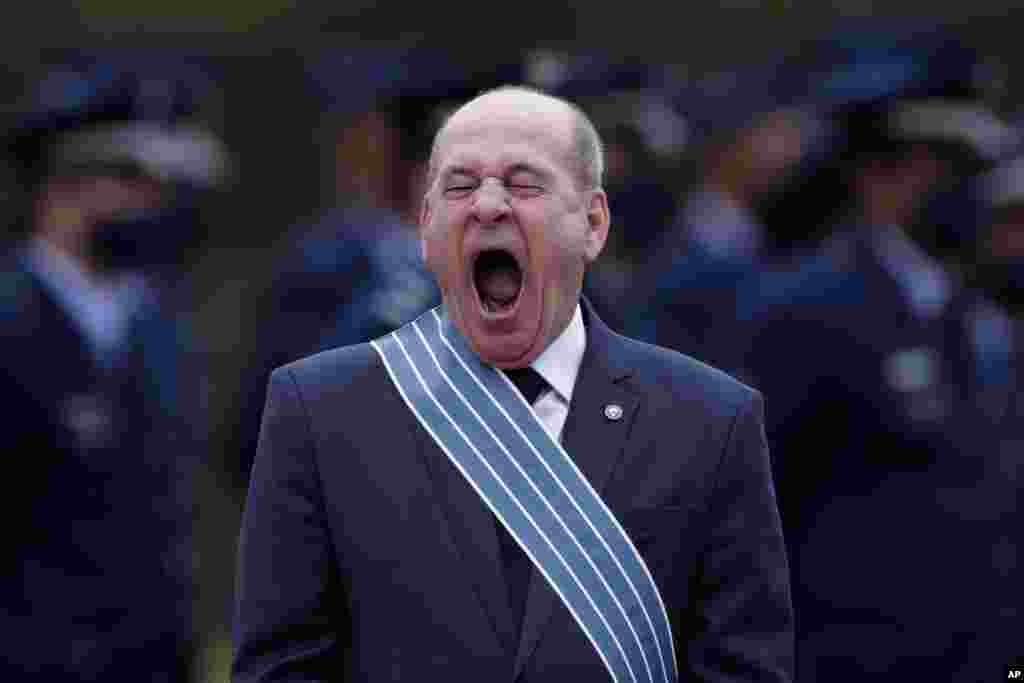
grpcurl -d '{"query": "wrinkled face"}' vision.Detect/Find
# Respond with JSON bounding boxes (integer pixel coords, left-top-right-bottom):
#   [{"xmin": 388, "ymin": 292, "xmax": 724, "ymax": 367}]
[
  {"xmin": 40, "ymin": 172, "xmax": 164, "ymax": 258},
  {"xmin": 420, "ymin": 96, "xmax": 609, "ymax": 368}
]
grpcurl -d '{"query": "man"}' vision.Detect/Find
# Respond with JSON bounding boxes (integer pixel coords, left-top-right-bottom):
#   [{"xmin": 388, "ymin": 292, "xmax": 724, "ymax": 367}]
[
  {"xmin": 1, "ymin": 55, "xmax": 227, "ymax": 679},
  {"xmin": 737, "ymin": 34, "xmax": 1018, "ymax": 681},
  {"xmin": 636, "ymin": 57, "xmax": 820, "ymax": 375},
  {"xmin": 232, "ymin": 86, "xmax": 793, "ymax": 682},
  {"xmin": 950, "ymin": 156, "xmax": 1023, "ymax": 678}
]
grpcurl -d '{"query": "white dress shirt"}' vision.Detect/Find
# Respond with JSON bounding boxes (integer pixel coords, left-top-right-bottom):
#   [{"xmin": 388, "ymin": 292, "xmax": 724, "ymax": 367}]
[{"xmin": 527, "ymin": 303, "xmax": 585, "ymax": 442}]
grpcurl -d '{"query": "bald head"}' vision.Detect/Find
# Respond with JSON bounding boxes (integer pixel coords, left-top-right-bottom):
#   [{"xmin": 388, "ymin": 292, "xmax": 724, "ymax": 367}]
[{"xmin": 427, "ymin": 86, "xmax": 605, "ymax": 192}]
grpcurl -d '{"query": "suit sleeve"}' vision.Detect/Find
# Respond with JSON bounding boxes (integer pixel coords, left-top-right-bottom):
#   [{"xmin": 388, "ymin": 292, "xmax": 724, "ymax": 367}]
[
  {"xmin": 232, "ymin": 367, "xmax": 346, "ymax": 681},
  {"xmin": 687, "ymin": 391, "xmax": 794, "ymax": 682}
]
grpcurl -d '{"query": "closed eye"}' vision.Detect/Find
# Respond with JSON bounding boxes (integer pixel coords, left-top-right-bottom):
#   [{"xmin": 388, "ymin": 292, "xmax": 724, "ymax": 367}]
[
  {"xmin": 443, "ymin": 185, "xmax": 476, "ymax": 198},
  {"xmin": 508, "ymin": 183, "xmax": 544, "ymax": 197}
]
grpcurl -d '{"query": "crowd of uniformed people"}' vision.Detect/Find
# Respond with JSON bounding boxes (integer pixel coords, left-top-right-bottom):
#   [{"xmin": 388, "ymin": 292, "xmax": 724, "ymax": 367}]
[{"xmin": 2, "ymin": 26, "xmax": 1019, "ymax": 682}]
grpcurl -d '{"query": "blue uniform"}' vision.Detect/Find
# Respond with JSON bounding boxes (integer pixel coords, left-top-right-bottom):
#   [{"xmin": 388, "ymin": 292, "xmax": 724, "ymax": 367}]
[
  {"xmin": 231, "ymin": 207, "xmax": 440, "ymax": 482},
  {"xmin": 738, "ymin": 229, "xmax": 1018, "ymax": 681},
  {"xmin": 0, "ymin": 253, "xmax": 197, "ymax": 681}
]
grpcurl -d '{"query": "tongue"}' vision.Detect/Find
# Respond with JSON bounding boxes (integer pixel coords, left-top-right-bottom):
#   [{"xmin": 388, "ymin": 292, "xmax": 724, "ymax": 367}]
[{"xmin": 478, "ymin": 265, "xmax": 521, "ymax": 307}]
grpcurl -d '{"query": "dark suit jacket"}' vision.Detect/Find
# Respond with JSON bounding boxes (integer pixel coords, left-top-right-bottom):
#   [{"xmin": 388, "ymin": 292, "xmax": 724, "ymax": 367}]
[
  {"xmin": 0, "ymin": 256, "xmax": 195, "ymax": 681},
  {"xmin": 232, "ymin": 301, "xmax": 793, "ymax": 682}
]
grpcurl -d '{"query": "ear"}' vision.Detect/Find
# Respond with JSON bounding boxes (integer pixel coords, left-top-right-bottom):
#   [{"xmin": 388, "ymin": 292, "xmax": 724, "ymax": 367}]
[
  {"xmin": 418, "ymin": 196, "xmax": 432, "ymax": 263},
  {"xmin": 583, "ymin": 189, "xmax": 610, "ymax": 263}
]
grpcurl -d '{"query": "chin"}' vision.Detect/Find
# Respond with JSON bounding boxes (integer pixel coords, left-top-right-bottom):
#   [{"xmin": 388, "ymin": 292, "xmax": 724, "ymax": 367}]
[{"xmin": 461, "ymin": 309, "xmax": 544, "ymax": 368}]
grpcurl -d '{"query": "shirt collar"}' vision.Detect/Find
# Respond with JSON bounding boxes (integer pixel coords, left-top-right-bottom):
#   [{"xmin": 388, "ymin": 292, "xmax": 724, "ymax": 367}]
[
  {"xmin": 22, "ymin": 238, "xmax": 148, "ymax": 356},
  {"xmin": 872, "ymin": 224, "xmax": 955, "ymax": 319},
  {"xmin": 531, "ymin": 303, "xmax": 585, "ymax": 403},
  {"xmin": 684, "ymin": 187, "xmax": 762, "ymax": 262}
]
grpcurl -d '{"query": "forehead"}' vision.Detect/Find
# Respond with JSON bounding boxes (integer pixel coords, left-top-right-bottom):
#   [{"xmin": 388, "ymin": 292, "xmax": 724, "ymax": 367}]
[{"xmin": 434, "ymin": 97, "xmax": 575, "ymax": 173}]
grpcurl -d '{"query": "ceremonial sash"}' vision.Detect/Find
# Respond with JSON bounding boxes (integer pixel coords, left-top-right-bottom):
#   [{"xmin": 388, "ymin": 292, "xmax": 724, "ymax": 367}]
[{"xmin": 371, "ymin": 306, "xmax": 677, "ymax": 683}]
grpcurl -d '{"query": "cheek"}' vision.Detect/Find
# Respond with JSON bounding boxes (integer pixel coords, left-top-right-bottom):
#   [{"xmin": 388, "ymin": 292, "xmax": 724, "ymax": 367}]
[{"xmin": 533, "ymin": 226, "xmax": 588, "ymax": 291}]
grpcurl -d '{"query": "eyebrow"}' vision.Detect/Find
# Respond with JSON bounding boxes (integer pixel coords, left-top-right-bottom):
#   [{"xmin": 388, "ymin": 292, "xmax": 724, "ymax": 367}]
[
  {"xmin": 440, "ymin": 166, "xmax": 477, "ymax": 180},
  {"xmin": 440, "ymin": 162, "xmax": 552, "ymax": 182},
  {"xmin": 505, "ymin": 163, "xmax": 550, "ymax": 182}
]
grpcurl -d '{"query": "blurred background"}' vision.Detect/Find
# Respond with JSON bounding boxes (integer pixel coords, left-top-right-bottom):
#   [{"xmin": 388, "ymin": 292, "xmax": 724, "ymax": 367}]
[{"xmin": 1, "ymin": 3, "xmax": 1020, "ymax": 682}]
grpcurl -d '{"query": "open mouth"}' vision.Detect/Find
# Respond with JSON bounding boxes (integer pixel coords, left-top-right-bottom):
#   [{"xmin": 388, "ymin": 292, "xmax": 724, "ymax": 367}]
[{"xmin": 473, "ymin": 249, "xmax": 523, "ymax": 315}]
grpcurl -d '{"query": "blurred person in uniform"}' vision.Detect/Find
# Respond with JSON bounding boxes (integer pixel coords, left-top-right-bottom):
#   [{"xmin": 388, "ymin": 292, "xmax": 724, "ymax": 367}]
[
  {"xmin": 945, "ymin": 154, "xmax": 1024, "ymax": 676},
  {"xmin": 737, "ymin": 31, "xmax": 1018, "ymax": 681},
  {"xmin": 228, "ymin": 48, "xmax": 521, "ymax": 485},
  {"xmin": 1, "ymin": 54, "xmax": 228, "ymax": 681},
  {"xmin": 635, "ymin": 57, "xmax": 822, "ymax": 373},
  {"xmin": 970, "ymin": 153, "xmax": 1024, "ymax": 417}
]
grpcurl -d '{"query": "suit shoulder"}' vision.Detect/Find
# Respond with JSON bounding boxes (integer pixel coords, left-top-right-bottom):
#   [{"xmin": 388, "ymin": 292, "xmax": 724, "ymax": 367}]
[
  {"xmin": 272, "ymin": 342, "xmax": 384, "ymax": 398},
  {"xmin": 617, "ymin": 332, "xmax": 758, "ymax": 413},
  {"xmin": 0, "ymin": 257, "xmax": 40, "ymax": 309},
  {"xmin": 757, "ymin": 246, "xmax": 869, "ymax": 318}
]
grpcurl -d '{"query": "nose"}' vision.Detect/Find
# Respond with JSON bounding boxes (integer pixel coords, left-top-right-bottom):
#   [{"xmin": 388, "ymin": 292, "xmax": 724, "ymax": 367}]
[{"xmin": 470, "ymin": 177, "xmax": 509, "ymax": 225}]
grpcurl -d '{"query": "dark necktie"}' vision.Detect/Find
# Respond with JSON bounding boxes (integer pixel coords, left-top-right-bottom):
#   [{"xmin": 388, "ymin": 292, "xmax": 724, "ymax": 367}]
[
  {"xmin": 506, "ymin": 366, "xmax": 548, "ymax": 404},
  {"xmin": 496, "ymin": 366, "xmax": 548, "ymax": 650}
]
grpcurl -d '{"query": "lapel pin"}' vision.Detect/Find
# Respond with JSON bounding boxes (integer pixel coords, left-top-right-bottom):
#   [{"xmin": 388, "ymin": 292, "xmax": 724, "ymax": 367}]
[{"xmin": 604, "ymin": 403, "xmax": 623, "ymax": 421}]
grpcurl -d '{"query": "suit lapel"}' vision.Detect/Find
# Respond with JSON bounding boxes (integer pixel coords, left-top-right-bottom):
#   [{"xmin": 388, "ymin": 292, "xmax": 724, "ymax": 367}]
[
  {"xmin": 413, "ymin": 411, "xmax": 517, "ymax": 654},
  {"xmin": 513, "ymin": 299, "xmax": 641, "ymax": 680}
]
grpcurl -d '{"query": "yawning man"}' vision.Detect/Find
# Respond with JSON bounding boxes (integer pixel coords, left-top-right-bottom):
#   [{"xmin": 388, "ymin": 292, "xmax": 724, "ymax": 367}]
[{"xmin": 232, "ymin": 86, "xmax": 794, "ymax": 683}]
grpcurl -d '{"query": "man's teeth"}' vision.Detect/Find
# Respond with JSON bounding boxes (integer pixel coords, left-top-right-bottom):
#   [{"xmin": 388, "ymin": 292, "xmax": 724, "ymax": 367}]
[{"xmin": 483, "ymin": 294, "xmax": 513, "ymax": 312}]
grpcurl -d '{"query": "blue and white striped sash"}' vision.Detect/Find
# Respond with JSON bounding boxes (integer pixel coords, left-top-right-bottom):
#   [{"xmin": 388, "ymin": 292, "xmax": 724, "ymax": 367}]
[{"xmin": 370, "ymin": 306, "xmax": 677, "ymax": 683}]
